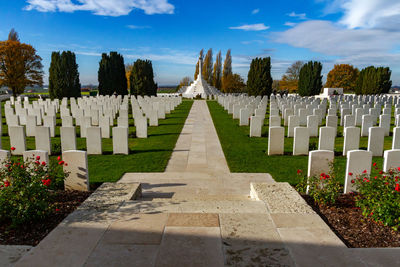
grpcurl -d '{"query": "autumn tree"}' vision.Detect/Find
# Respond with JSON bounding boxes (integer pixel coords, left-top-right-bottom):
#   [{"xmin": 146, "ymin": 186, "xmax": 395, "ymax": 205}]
[
  {"xmin": 355, "ymin": 66, "xmax": 392, "ymax": 95},
  {"xmin": 212, "ymin": 51, "xmax": 222, "ymax": 89},
  {"xmin": 202, "ymin": 48, "xmax": 213, "ymax": 84},
  {"xmin": 279, "ymin": 61, "xmax": 303, "ymax": 92},
  {"xmin": 194, "ymin": 49, "xmax": 204, "ymax": 80},
  {"xmin": 325, "ymin": 64, "xmax": 359, "ymax": 92},
  {"xmin": 221, "ymin": 49, "xmax": 232, "ymax": 92},
  {"xmin": 298, "ymin": 61, "xmax": 323, "ymax": 96},
  {"xmin": 98, "ymin": 52, "xmax": 127, "ymax": 95},
  {"xmin": 49, "ymin": 51, "xmax": 81, "ymax": 99},
  {"xmin": 129, "ymin": 59, "xmax": 157, "ymax": 96},
  {"xmin": 224, "ymin": 73, "xmax": 246, "ymax": 93},
  {"xmin": 0, "ymin": 29, "xmax": 43, "ymax": 96},
  {"xmin": 178, "ymin": 76, "xmax": 192, "ymax": 88},
  {"xmin": 247, "ymin": 57, "xmax": 273, "ymax": 96},
  {"xmin": 125, "ymin": 63, "xmax": 133, "ymax": 90}
]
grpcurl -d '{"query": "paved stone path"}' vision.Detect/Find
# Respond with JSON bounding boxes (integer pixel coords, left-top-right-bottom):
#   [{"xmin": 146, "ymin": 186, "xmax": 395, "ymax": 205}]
[{"xmin": 14, "ymin": 100, "xmax": 400, "ymax": 266}]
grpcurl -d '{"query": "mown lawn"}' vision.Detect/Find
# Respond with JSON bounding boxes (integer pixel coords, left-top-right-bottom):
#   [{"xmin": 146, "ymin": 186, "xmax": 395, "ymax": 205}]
[
  {"xmin": 207, "ymin": 101, "xmax": 389, "ymax": 185},
  {"xmin": 2, "ymin": 100, "xmax": 193, "ymax": 183}
]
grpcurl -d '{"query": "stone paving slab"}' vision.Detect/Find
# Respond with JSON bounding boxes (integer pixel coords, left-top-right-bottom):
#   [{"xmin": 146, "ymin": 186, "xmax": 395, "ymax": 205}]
[{"xmin": 0, "ymin": 245, "xmax": 31, "ymax": 267}]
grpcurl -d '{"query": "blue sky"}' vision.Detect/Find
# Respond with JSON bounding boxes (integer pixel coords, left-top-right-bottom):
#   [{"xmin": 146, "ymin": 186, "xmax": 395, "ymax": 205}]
[{"xmin": 1, "ymin": 0, "xmax": 400, "ymax": 85}]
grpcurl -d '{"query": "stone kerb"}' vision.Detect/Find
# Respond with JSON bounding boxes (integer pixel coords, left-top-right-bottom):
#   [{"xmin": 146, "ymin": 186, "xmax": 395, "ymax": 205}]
[{"xmin": 63, "ymin": 150, "xmax": 90, "ymax": 191}]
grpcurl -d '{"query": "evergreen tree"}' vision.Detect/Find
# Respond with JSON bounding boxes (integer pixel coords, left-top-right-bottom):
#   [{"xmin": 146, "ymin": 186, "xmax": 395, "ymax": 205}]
[
  {"xmin": 194, "ymin": 49, "xmax": 204, "ymax": 80},
  {"xmin": 48, "ymin": 51, "xmax": 80, "ymax": 99},
  {"xmin": 247, "ymin": 57, "xmax": 273, "ymax": 96},
  {"xmin": 212, "ymin": 51, "xmax": 222, "ymax": 89},
  {"xmin": 98, "ymin": 52, "xmax": 127, "ymax": 95},
  {"xmin": 298, "ymin": 61, "xmax": 323, "ymax": 96},
  {"xmin": 129, "ymin": 59, "xmax": 157, "ymax": 96},
  {"xmin": 221, "ymin": 49, "xmax": 232, "ymax": 92},
  {"xmin": 355, "ymin": 66, "xmax": 392, "ymax": 95},
  {"xmin": 202, "ymin": 48, "xmax": 213, "ymax": 84}
]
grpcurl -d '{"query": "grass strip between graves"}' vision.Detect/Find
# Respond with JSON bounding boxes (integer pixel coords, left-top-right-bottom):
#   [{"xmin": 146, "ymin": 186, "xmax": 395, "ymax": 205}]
[
  {"xmin": 1, "ymin": 100, "xmax": 193, "ymax": 183},
  {"xmin": 207, "ymin": 100, "xmax": 388, "ymax": 185}
]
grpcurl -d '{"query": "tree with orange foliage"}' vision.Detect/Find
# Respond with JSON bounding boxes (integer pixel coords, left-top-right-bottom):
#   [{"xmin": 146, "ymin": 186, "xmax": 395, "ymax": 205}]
[
  {"xmin": 325, "ymin": 64, "xmax": 359, "ymax": 92},
  {"xmin": 0, "ymin": 29, "xmax": 43, "ymax": 96}
]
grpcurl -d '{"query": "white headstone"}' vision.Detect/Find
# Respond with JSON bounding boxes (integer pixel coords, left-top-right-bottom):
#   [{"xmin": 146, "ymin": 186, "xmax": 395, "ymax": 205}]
[
  {"xmin": 344, "ymin": 150, "xmax": 372, "ymax": 193},
  {"xmin": 293, "ymin": 127, "xmax": 309, "ymax": 156},
  {"xmin": 113, "ymin": 127, "xmax": 129, "ymax": 155},
  {"xmin": 63, "ymin": 150, "xmax": 89, "ymax": 191},
  {"xmin": 268, "ymin": 126, "xmax": 284, "ymax": 155}
]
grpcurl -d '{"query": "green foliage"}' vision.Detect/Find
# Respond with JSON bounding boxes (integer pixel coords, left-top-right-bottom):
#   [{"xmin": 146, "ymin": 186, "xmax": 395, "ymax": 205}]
[
  {"xmin": 354, "ymin": 66, "xmax": 392, "ymax": 95},
  {"xmin": 212, "ymin": 51, "xmax": 222, "ymax": 89},
  {"xmin": 223, "ymin": 73, "xmax": 246, "ymax": 93},
  {"xmin": 298, "ymin": 61, "xmax": 323, "ymax": 96},
  {"xmin": 98, "ymin": 52, "xmax": 127, "ymax": 96},
  {"xmin": 307, "ymin": 172, "xmax": 342, "ymax": 205},
  {"xmin": 49, "ymin": 51, "xmax": 81, "ymax": 99},
  {"xmin": 129, "ymin": 59, "xmax": 157, "ymax": 96},
  {"xmin": 247, "ymin": 57, "xmax": 273, "ymax": 96},
  {"xmin": 0, "ymin": 156, "xmax": 67, "ymax": 227},
  {"xmin": 353, "ymin": 164, "xmax": 400, "ymax": 231}
]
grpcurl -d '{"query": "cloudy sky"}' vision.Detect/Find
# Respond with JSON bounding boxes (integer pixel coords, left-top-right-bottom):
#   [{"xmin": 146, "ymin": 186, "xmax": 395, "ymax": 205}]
[{"xmin": 1, "ymin": 0, "xmax": 400, "ymax": 85}]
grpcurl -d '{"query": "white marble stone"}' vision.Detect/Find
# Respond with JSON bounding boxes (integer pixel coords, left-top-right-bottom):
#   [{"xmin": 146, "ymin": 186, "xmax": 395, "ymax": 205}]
[
  {"xmin": 368, "ymin": 127, "xmax": 385, "ymax": 157},
  {"xmin": 344, "ymin": 150, "xmax": 372, "ymax": 193},
  {"xmin": 293, "ymin": 127, "xmax": 309, "ymax": 156},
  {"xmin": 268, "ymin": 126, "xmax": 284, "ymax": 155},
  {"xmin": 318, "ymin": 127, "xmax": 335, "ymax": 151},
  {"xmin": 86, "ymin": 127, "xmax": 102, "ymax": 154},
  {"xmin": 9, "ymin": 126, "xmax": 26, "ymax": 155},
  {"xmin": 63, "ymin": 150, "xmax": 89, "ymax": 191},
  {"xmin": 383, "ymin": 149, "xmax": 400, "ymax": 172},
  {"xmin": 60, "ymin": 126, "xmax": 77, "ymax": 152},
  {"xmin": 35, "ymin": 126, "xmax": 51, "ymax": 155}
]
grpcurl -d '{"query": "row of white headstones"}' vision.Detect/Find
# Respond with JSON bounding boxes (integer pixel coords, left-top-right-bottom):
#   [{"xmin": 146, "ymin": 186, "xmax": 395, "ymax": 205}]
[
  {"xmin": 0, "ymin": 95, "xmax": 183, "ymax": 191},
  {"xmin": 218, "ymin": 93, "xmax": 400, "ymax": 194},
  {"xmin": 2, "ymin": 95, "xmax": 182, "ymax": 155}
]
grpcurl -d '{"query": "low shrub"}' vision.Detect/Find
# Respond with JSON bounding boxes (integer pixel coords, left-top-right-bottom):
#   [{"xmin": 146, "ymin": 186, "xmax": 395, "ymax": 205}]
[
  {"xmin": 0, "ymin": 151, "xmax": 68, "ymax": 227},
  {"xmin": 352, "ymin": 163, "xmax": 400, "ymax": 231}
]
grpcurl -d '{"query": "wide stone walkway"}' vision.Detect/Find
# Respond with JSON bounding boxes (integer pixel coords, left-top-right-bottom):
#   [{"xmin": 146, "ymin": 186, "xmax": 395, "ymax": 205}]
[{"xmin": 14, "ymin": 100, "xmax": 400, "ymax": 266}]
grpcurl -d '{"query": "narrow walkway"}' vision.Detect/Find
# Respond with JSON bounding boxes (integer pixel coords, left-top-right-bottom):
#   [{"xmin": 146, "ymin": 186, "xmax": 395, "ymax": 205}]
[{"xmin": 16, "ymin": 100, "xmax": 398, "ymax": 266}]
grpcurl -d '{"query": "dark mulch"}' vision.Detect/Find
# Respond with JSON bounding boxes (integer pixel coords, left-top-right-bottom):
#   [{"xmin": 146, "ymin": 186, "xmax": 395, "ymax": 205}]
[
  {"xmin": 302, "ymin": 194, "xmax": 400, "ymax": 248},
  {"xmin": 0, "ymin": 190, "xmax": 92, "ymax": 246}
]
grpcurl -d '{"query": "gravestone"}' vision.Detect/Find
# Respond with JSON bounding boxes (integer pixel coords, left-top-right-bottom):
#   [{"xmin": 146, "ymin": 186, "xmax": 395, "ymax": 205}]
[
  {"xmin": 383, "ymin": 149, "xmax": 400, "ymax": 172},
  {"xmin": 344, "ymin": 150, "xmax": 372, "ymax": 193},
  {"xmin": 86, "ymin": 127, "xmax": 102, "ymax": 154},
  {"xmin": 318, "ymin": 127, "xmax": 335, "ymax": 151},
  {"xmin": 268, "ymin": 126, "xmax": 284, "ymax": 155},
  {"xmin": 293, "ymin": 127, "xmax": 309, "ymax": 155},
  {"xmin": 60, "ymin": 126, "xmax": 77, "ymax": 152},
  {"xmin": 250, "ymin": 116, "xmax": 263, "ymax": 137},
  {"xmin": 35, "ymin": 126, "xmax": 51, "ymax": 154},
  {"xmin": 343, "ymin": 127, "xmax": 360, "ymax": 156},
  {"xmin": 113, "ymin": 127, "xmax": 129, "ymax": 155},
  {"xmin": 9, "ymin": 126, "xmax": 26, "ymax": 155},
  {"xmin": 306, "ymin": 150, "xmax": 334, "ymax": 194},
  {"xmin": 23, "ymin": 150, "xmax": 49, "ymax": 165},
  {"xmin": 63, "ymin": 150, "xmax": 90, "ymax": 191},
  {"xmin": 368, "ymin": 127, "xmax": 385, "ymax": 156}
]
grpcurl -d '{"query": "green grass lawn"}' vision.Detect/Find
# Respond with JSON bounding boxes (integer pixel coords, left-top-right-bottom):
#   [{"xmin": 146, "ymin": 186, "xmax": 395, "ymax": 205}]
[
  {"xmin": 2, "ymin": 100, "xmax": 193, "ymax": 183},
  {"xmin": 207, "ymin": 100, "xmax": 389, "ymax": 185}
]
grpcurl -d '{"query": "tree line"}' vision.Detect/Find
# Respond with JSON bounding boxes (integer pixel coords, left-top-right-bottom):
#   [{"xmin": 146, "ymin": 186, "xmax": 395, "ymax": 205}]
[{"xmin": 0, "ymin": 29, "xmax": 393, "ymax": 98}]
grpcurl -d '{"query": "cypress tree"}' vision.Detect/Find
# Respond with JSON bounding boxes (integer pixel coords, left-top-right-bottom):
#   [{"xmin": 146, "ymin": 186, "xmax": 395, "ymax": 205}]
[
  {"xmin": 48, "ymin": 51, "xmax": 81, "ymax": 99},
  {"xmin": 355, "ymin": 66, "xmax": 391, "ymax": 95},
  {"xmin": 129, "ymin": 59, "xmax": 157, "ymax": 96},
  {"xmin": 98, "ymin": 52, "xmax": 127, "ymax": 95},
  {"xmin": 212, "ymin": 51, "xmax": 222, "ymax": 89},
  {"xmin": 202, "ymin": 48, "xmax": 213, "ymax": 84},
  {"xmin": 247, "ymin": 57, "xmax": 273, "ymax": 96},
  {"xmin": 221, "ymin": 49, "xmax": 232, "ymax": 92},
  {"xmin": 298, "ymin": 61, "xmax": 323, "ymax": 96}
]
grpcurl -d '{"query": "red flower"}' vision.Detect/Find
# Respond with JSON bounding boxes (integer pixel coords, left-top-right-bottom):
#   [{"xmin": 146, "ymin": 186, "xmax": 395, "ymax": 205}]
[
  {"xmin": 379, "ymin": 171, "xmax": 383, "ymax": 174},
  {"xmin": 385, "ymin": 182, "xmax": 389, "ymax": 185},
  {"xmin": 57, "ymin": 156, "xmax": 61, "ymax": 161},
  {"xmin": 395, "ymin": 184, "xmax": 400, "ymax": 192},
  {"xmin": 320, "ymin": 173, "xmax": 326, "ymax": 177},
  {"xmin": 41, "ymin": 161, "xmax": 46, "ymax": 166},
  {"xmin": 326, "ymin": 175, "xmax": 330, "ymax": 179},
  {"xmin": 64, "ymin": 163, "xmax": 68, "ymax": 166},
  {"xmin": 58, "ymin": 160, "xmax": 64, "ymax": 165},
  {"xmin": 35, "ymin": 161, "xmax": 40, "ymax": 165},
  {"xmin": 362, "ymin": 170, "xmax": 367, "ymax": 174},
  {"xmin": 351, "ymin": 180, "xmax": 355, "ymax": 184},
  {"xmin": 4, "ymin": 181, "xmax": 10, "ymax": 187},
  {"xmin": 10, "ymin": 147, "xmax": 15, "ymax": 151},
  {"xmin": 297, "ymin": 169, "xmax": 302, "ymax": 174},
  {"xmin": 42, "ymin": 179, "xmax": 51, "ymax": 187},
  {"xmin": 348, "ymin": 172, "xmax": 353, "ymax": 176},
  {"xmin": 55, "ymin": 208, "xmax": 60, "ymax": 212},
  {"xmin": 373, "ymin": 162, "xmax": 377, "ymax": 166},
  {"xmin": 36, "ymin": 155, "xmax": 40, "ymax": 160}
]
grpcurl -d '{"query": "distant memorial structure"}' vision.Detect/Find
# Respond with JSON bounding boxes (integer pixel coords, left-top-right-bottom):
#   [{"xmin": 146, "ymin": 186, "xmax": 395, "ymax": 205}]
[{"xmin": 182, "ymin": 55, "xmax": 221, "ymax": 98}]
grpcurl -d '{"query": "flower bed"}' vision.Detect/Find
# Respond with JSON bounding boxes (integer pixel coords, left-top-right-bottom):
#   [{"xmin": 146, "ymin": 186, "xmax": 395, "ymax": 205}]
[
  {"xmin": 296, "ymin": 162, "xmax": 400, "ymax": 247},
  {"xmin": 0, "ymin": 148, "xmax": 92, "ymax": 245}
]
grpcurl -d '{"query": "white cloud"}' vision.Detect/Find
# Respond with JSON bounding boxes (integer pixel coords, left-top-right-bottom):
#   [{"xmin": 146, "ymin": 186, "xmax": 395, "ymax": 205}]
[
  {"xmin": 229, "ymin": 23, "xmax": 269, "ymax": 31},
  {"xmin": 251, "ymin": 8, "xmax": 259, "ymax": 15},
  {"xmin": 241, "ymin": 40, "xmax": 264, "ymax": 45},
  {"xmin": 338, "ymin": 0, "xmax": 400, "ymax": 29},
  {"xmin": 288, "ymin": 11, "xmax": 307, "ymax": 20},
  {"xmin": 284, "ymin": 22, "xmax": 296, "ymax": 27},
  {"xmin": 126, "ymin": 25, "xmax": 151, "ymax": 29},
  {"xmin": 24, "ymin": 0, "xmax": 175, "ymax": 16}
]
